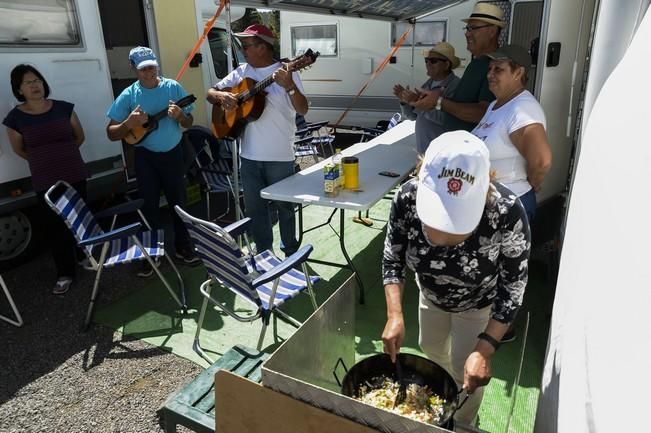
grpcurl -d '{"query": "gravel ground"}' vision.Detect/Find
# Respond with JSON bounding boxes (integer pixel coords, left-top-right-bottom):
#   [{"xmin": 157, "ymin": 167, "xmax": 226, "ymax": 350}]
[{"xmin": 0, "ymin": 248, "xmax": 203, "ymax": 433}]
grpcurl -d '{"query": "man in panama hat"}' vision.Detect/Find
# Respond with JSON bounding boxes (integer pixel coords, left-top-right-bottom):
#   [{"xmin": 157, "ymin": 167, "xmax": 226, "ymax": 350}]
[
  {"xmin": 393, "ymin": 41, "xmax": 461, "ymax": 154},
  {"xmin": 411, "ymin": 2, "xmax": 506, "ymax": 132}
]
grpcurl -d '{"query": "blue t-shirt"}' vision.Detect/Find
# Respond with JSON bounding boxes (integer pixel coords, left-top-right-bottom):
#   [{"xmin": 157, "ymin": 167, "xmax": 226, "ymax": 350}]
[{"xmin": 106, "ymin": 77, "xmax": 194, "ymax": 152}]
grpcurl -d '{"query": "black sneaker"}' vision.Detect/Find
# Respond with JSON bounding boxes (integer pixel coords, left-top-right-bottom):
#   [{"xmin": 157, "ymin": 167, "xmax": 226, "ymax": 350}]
[
  {"xmin": 501, "ymin": 329, "xmax": 517, "ymax": 343},
  {"xmin": 175, "ymin": 247, "xmax": 201, "ymax": 266},
  {"xmin": 137, "ymin": 259, "xmax": 160, "ymax": 278}
]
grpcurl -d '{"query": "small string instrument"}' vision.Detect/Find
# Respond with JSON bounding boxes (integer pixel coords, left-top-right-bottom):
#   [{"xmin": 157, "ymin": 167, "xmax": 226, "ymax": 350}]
[
  {"xmin": 124, "ymin": 94, "xmax": 196, "ymax": 145},
  {"xmin": 211, "ymin": 49, "xmax": 320, "ymax": 139}
]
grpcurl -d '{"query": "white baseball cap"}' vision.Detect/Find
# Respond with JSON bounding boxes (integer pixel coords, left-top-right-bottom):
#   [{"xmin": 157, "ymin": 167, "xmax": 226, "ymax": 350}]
[{"xmin": 416, "ymin": 131, "xmax": 490, "ymax": 235}]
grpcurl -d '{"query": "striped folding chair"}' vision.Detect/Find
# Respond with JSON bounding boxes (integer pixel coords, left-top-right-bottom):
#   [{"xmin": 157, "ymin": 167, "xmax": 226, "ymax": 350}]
[
  {"xmin": 294, "ymin": 119, "xmax": 334, "ymax": 164},
  {"xmin": 184, "ymin": 126, "xmax": 240, "ymax": 221},
  {"xmin": 0, "ymin": 275, "xmax": 23, "ymax": 327},
  {"xmin": 44, "ymin": 181, "xmax": 187, "ymax": 329},
  {"xmin": 175, "ymin": 205, "xmax": 319, "ymax": 363}
]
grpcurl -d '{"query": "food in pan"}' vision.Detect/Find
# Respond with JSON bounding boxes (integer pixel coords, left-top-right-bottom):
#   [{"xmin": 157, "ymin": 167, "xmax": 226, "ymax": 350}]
[{"xmin": 356, "ymin": 377, "xmax": 446, "ymax": 424}]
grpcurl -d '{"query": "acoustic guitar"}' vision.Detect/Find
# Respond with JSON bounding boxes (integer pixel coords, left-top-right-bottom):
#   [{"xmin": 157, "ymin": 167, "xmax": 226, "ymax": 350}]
[
  {"xmin": 211, "ymin": 49, "xmax": 320, "ymax": 139},
  {"xmin": 124, "ymin": 94, "xmax": 197, "ymax": 145}
]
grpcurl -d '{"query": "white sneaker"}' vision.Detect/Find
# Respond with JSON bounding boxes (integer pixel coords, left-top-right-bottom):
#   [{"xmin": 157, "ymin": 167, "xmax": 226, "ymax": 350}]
[{"xmin": 53, "ymin": 278, "xmax": 73, "ymax": 295}]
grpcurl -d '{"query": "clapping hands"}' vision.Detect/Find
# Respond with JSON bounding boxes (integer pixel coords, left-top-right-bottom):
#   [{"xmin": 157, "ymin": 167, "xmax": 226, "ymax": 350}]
[{"xmin": 393, "ymin": 84, "xmax": 420, "ymax": 104}]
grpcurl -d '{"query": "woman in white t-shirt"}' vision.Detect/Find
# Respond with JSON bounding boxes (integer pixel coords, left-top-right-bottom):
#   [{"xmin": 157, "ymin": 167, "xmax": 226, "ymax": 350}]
[{"xmin": 472, "ymin": 45, "xmax": 552, "ymax": 222}]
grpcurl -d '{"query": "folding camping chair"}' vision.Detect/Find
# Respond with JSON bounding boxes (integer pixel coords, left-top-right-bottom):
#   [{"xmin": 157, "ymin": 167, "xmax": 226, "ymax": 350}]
[
  {"xmin": 0, "ymin": 275, "xmax": 23, "ymax": 327},
  {"xmin": 175, "ymin": 205, "xmax": 319, "ymax": 363},
  {"xmin": 184, "ymin": 126, "xmax": 240, "ymax": 222},
  {"xmin": 294, "ymin": 118, "xmax": 335, "ymax": 165},
  {"xmin": 44, "ymin": 181, "xmax": 188, "ymax": 328}
]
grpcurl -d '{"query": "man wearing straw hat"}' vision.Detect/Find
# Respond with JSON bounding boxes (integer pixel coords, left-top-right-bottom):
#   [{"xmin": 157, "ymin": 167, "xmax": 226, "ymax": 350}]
[
  {"xmin": 394, "ymin": 41, "xmax": 461, "ymax": 154},
  {"xmin": 412, "ymin": 2, "xmax": 506, "ymax": 132}
]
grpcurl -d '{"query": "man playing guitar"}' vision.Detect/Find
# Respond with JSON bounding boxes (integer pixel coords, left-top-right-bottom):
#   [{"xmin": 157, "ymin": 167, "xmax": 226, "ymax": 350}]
[{"xmin": 207, "ymin": 24, "xmax": 308, "ymax": 256}]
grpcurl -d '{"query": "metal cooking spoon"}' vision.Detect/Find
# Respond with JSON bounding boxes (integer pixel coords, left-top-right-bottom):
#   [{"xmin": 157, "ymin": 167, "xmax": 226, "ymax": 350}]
[{"xmin": 393, "ymin": 357, "xmax": 407, "ymax": 408}]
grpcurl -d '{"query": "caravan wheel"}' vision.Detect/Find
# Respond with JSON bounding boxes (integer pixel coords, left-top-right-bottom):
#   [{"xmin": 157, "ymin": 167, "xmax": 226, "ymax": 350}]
[{"xmin": 0, "ymin": 210, "xmax": 37, "ymax": 271}]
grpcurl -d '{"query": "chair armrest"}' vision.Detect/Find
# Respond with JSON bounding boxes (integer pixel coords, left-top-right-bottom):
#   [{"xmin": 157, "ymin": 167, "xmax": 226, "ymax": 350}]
[
  {"xmin": 251, "ymin": 245, "xmax": 313, "ymax": 288},
  {"xmin": 78, "ymin": 222, "xmax": 142, "ymax": 247},
  {"xmin": 307, "ymin": 120, "xmax": 329, "ymax": 129},
  {"xmin": 94, "ymin": 199, "xmax": 144, "ymax": 220},
  {"xmin": 295, "ymin": 127, "xmax": 311, "ymax": 137},
  {"xmin": 360, "ymin": 127, "xmax": 384, "ymax": 136},
  {"xmin": 223, "ymin": 218, "xmax": 251, "ymax": 239},
  {"xmin": 199, "ymin": 167, "xmax": 231, "ymax": 176},
  {"xmin": 294, "ymin": 136, "xmax": 314, "ymax": 145}
]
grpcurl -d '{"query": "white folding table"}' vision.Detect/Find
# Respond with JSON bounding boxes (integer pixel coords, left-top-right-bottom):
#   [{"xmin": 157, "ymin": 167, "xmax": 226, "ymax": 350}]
[{"xmin": 261, "ymin": 121, "xmax": 417, "ymax": 303}]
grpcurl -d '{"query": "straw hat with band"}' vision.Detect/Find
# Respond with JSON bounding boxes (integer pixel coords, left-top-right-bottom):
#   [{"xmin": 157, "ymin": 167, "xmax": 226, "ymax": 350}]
[
  {"xmin": 462, "ymin": 2, "xmax": 507, "ymax": 28},
  {"xmin": 424, "ymin": 42, "xmax": 461, "ymax": 69}
]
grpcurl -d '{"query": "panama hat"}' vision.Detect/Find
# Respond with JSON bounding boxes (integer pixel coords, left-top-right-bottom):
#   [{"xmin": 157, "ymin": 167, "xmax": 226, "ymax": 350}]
[
  {"xmin": 424, "ymin": 42, "xmax": 461, "ymax": 69},
  {"xmin": 416, "ymin": 131, "xmax": 490, "ymax": 235},
  {"xmin": 462, "ymin": 2, "xmax": 507, "ymax": 28}
]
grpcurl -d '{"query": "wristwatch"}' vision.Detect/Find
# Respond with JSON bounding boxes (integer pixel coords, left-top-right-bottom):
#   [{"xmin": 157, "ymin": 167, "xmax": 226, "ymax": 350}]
[
  {"xmin": 287, "ymin": 87, "xmax": 296, "ymax": 96},
  {"xmin": 435, "ymin": 96, "xmax": 443, "ymax": 111}
]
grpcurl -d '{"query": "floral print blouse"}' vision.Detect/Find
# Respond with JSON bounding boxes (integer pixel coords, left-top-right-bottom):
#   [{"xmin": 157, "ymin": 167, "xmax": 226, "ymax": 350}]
[{"xmin": 382, "ymin": 179, "xmax": 530, "ymax": 323}]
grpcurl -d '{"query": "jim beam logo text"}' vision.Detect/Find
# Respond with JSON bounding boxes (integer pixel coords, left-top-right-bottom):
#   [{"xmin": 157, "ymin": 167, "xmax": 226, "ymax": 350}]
[{"xmin": 437, "ymin": 167, "xmax": 475, "ymax": 196}]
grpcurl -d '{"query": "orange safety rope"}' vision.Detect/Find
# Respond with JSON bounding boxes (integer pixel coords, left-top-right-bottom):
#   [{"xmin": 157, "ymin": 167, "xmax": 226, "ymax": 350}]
[
  {"xmin": 332, "ymin": 26, "xmax": 413, "ymax": 128},
  {"xmin": 175, "ymin": 0, "xmax": 229, "ymax": 81}
]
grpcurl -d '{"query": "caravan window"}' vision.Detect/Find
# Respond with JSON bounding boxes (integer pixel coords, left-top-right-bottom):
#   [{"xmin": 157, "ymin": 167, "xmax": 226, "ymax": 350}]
[
  {"xmin": 291, "ymin": 25, "xmax": 337, "ymax": 57},
  {"xmin": 392, "ymin": 20, "xmax": 447, "ymax": 47},
  {"xmin": 0, "ymin": 0, "xmax": 81, "ymax": 46}
]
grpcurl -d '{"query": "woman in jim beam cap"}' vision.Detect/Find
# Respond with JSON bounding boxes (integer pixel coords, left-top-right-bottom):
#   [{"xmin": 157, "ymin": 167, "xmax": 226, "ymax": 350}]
[{"xmin": 381, "ymin": 131, "xmax": 531, "ymax": 425}]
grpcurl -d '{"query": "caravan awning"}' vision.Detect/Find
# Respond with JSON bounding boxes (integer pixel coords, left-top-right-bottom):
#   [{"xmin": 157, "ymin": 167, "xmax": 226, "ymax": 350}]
[{"xmin": 230, "ymin": 0, "xmax": 468, "ymax": 22}]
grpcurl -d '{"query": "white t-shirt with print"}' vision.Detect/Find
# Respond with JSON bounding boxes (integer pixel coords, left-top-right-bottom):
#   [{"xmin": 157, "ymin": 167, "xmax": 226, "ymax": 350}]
[
  {"xmin": 215, "ymin": 62, "xmax": 305, "ymax": 162},
  {"xmin": 471, "ymin": 90, "xmax": 546, "ymax": 196}
]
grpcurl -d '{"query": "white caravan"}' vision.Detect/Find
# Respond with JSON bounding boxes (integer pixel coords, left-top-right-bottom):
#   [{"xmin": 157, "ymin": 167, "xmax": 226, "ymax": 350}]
[{"xmin": 0, "ymin": 0, "xmax": 244, "ymax": 269}]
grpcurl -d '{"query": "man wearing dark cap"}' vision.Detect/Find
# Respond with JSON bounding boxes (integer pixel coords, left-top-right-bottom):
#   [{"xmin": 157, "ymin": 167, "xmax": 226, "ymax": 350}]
[
  {"xmin": 412, "ymin": 2, "xmax": 505, "ymax": 132},
  {"xmin": 207, "ymin": 24, "xmax": 308, "ymax": 256}
]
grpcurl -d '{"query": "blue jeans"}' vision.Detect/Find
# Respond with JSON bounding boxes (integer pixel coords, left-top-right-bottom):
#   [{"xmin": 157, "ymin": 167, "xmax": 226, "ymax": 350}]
[
  {"xmin": 240, "ymin": 158, "xmax": 298, "ymax": 255},
  {"xmin": 519, "ymin": 188, "xmax": 537, "ymax": 224}
]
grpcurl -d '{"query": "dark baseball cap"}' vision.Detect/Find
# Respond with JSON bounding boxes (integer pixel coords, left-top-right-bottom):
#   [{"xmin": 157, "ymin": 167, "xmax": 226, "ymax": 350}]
[{"xmin": 486, "ymin": 45, "xmax": 532, "ymax": 69}]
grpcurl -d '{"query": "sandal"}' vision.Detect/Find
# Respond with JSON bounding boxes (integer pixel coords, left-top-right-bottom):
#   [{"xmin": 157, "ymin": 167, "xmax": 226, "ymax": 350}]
[{"xmin": 53, "ymin": 278, "xmax": 73, "ymax": 295}]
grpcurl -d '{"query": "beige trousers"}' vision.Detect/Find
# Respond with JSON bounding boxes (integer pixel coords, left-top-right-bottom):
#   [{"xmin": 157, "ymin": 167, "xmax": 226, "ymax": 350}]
[{"xmin": 417, "ymin": 292, "xmax": 491, "ymax": 425}]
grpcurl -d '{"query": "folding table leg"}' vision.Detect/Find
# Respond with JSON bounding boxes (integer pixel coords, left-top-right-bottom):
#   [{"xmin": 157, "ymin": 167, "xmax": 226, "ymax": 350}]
[
  {"xmin": 353, "ymin": 210, "xmax": 373, "ymax": 227},
  {"xmin": 339, "ymin": 210, "xmax": 365, "ymax": 304}
]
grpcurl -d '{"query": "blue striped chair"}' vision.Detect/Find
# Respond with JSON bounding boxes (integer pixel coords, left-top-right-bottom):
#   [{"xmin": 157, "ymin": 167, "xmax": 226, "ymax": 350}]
[
  {"xmin": 294, "ymin": 119, "xmax": 334, "ymax": 163},
  {"xmin": 184, "ymin": 126, "xmax": 240, "ymax": 221},
  {"xmin": 175, "ymin": 206, "xmax": 319, "ymax": 363},
  {"xmin": 44, "ymin": 181, "xmax": 188, "ymax": 328},
  {"xmin": 0, "ymin": 275, "xmax": 23, "ymax": 327}
]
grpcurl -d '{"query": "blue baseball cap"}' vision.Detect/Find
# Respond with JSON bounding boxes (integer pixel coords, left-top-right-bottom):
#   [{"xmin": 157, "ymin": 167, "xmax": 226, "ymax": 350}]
[{"xmin": 129, "ymin": 46, "xmax": 158, "ymax": 70}]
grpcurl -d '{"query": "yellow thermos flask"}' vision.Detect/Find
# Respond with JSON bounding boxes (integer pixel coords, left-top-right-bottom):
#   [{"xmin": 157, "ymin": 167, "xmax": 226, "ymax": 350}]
[{"xmin": 342, "ymin": 156, "xmax": 359, "ymax": 190}]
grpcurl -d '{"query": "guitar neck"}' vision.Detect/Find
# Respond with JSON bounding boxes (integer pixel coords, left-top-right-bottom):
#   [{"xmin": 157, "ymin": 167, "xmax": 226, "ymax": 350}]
[
  {"xmin": 241, "ymin": 67, "xmax": 287, "ymax": 100},
  {"xmin": 149, "ymin": 96, "xmax": 196, "ymax": 122}
]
